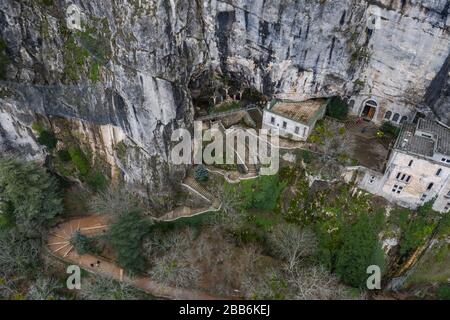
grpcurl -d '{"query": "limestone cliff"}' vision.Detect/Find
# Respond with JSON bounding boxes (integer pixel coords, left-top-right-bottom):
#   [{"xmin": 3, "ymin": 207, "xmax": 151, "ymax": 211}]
[{"xmin": 0, "ymin": 0, "xmax": 449, "ymax": 195}]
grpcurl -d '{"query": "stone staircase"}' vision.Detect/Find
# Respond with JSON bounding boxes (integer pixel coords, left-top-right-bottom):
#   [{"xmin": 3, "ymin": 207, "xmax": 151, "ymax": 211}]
[{"xmin": 183, "ymin": 177, "xmax": 221, "ymax": 209}]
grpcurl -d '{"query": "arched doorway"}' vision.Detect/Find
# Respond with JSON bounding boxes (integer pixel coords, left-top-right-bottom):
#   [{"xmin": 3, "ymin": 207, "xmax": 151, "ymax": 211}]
[
  {"xmin": 360, "ymin": 99, "xmax": 378, "ymax": 120},
  {"xmin": 392, "ymin": 113, "xmax": 400, "ymax": 123}
]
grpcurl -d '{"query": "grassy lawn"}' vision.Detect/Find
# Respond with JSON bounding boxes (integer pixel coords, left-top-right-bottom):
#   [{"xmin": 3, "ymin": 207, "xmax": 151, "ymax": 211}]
[
  {"xmin": 406, "ymin": 242, "xmax": 450, "ymax": 285},
  {"xmin": 210, "ymin": 101, "xmax": 242, "ymax": 114}
]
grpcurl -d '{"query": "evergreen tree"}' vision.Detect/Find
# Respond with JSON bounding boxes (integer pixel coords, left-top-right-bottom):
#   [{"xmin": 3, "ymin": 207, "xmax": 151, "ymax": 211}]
[
  {"xmin": 0, "ymin": 156, "xmax": 63, "ymax": 237},
  {"xmin": 335, "ymin": 211, "xmax": 385, "ymax": 288},
  {"xmin": 108, "ymin": 210, "xmax": 150, "ymax": 274},
  {"xmin": 194, "ymin": 164, "xmax": 209, "ymax": 182}
]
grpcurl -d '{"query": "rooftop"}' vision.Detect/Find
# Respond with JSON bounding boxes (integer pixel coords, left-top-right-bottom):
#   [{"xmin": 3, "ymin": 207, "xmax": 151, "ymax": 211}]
[
  {"xmin": 267, "ymin": 99, "xmax": 327, "ymax": 126},
  {"xmin": 394, "ymin": 119, "xmax": 450, "ymax": 158}
]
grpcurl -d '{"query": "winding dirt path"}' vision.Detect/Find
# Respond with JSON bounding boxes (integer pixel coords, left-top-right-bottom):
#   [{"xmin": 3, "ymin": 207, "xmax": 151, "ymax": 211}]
[{"xmin": 47, "ymin": 215, "xmax": 232, "ymax": 300}]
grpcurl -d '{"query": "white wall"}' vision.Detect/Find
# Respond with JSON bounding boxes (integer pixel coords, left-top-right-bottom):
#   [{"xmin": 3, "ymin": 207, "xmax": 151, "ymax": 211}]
[
  {"xmin": 262, "ymin": 111, "xmax": 310, "ymax": 141},
  {"xmin": 358, "ymin": 150, "xmax": 450, "ymax": 212},
  {"xmin": 349, "ymin": 95, "xmax": 416, "ymax": 125}
]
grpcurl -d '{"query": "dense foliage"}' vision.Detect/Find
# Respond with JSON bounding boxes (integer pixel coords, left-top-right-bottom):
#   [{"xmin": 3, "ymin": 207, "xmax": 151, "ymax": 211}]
[
  {"xmin": 326, "ymin": 97, "xmax": 348, "ymax": 120},
  {"xmin": 240, "ymin": 174, "xmax": 286, "ymax": 211},
  {"xmin": 0, "ymin": 157, "xmax": 64, "ymax": 299},
  {"xmin": 335, "ymin": 211, "xmax": 385, "ymax": 287},
  {"xmin": 0, "ymin": 156, "xmax": 63, "ymax": 237},
  {"xmin": 380, "ymin": 121, "xmax": 400, "ymax": 138},
  {"xmin": 392, "ymin": 201, "xmax": 438, "ymax": 256},
  {"xmin": 108, "ymin": 210, "xmax": 150, "ymax": 274},
  {"xmin": 436, "ymin": 284, "xmax": 450, "ymax": 300},
  {"xmin": 194, "ymin": 164, "xmax": 209, "ymax": 182}
]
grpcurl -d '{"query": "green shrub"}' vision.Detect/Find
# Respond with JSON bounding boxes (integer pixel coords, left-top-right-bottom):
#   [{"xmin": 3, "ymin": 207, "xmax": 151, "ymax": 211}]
[
  {"xmin": 108, "ymin": 210, "xmax": 150, "ymax": 274},
  {"xmin": 37, "ymin": 130, "xmax": 57, "ymax": 150},
  {"xmin": 57, "ymin": 149, "xmax": 71, "ymax": 162},
  {"xmin": 392, "ymin": 202, "xmax": 437, "ymax": 256},
  {"xmin": 436, "ymin": 284, "xmax": 450, "ymax": 300},
  {"xmin": 241, "ymin": 87, "xmax": 265, "ymax": 103},
  {"xmin": 70, "ymin": 231, "xmax": 92, "ymax": 255},
  {"xmin": 85, "ymin": 170, "xmax": 108, "ymax": 191},
  {"xmin": 31, "ymin": 122, "xmax": 45, "ymax": 135},
  {"xmin": 240, "ymin": 174, "xmax": 286, "ymax": 211},
  {"xmin": 380, "ymin": 121, "xmax": 400, "ymax": 138},
  {"xmin": 211, "ymin": 100, "xmax": 241, "ymax": 114},
  {"xmin": 70, "ymin": 231, "xmax": 103, "ymax": 255},
  {"xmin": 326, "ymin": 97, "xmax": 348, "ymax": 120},
  {"xmin": 68, "ymin": 146, "xmax": 90, "ymax": 175},
  {"xmin": 0, "ymin": 38, "xmax": 10, "ymax": 80},
  {"xmin": 335, "ymin": 211, "xmax": 385, "ymax": 288},
  {"xmin": 194, "ymin": 164, "xmax": 209, "ymax": 182},
  {"xmin": 0, "ymin": 157, "xmax": 63, "ymax": 237},
  {"xmin": 114, "ymin": 141, "xmax": 127, "ymax": 161},
  {"xmin": 300, "ymin": 150, "xmax": 312, "ymax": 164},
  {"xmin": 89, "ymin": 62, "xmax": 100, "ymax": 82}
]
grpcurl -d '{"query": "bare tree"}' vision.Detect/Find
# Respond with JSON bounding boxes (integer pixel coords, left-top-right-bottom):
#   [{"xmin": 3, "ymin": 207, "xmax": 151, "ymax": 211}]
[
  {"xmin": 81, "ymin": 275, "xmax": 143, "ymax": 300},
  {"xmin": 210, "ymin": 183, "xmax": 246, "ymax": 232},
  {"xmin": 146, "ymin": 228, "xmax": 200, "ymax": 288},
  {"xmin": 26, "ymin": 277, "xmax": 61, "ymax": 300},
  {"xmin": 241, "ymin": 268, "xmax": 287, "ymax": 299},
  {"xmin": 269, "ymin": 224, "xmax": 317, "ymax": 272},
  {"xmin": 287, "ymin": 266, "xmax": 359, "ymax": 300},
  {"xmin": 0, "ymin": 232, "xmax": 39, "ymax": 278},
  {"xmin": 89, "ymin": 185, "xmax": 140, "ymax": 216},
  {"xmin": 143, "ymin": 229, "xmax": 194, "ymax": 260},
  {"xmin": 149, "ymin": 252, "xmax": 200, "ymax": 288}
]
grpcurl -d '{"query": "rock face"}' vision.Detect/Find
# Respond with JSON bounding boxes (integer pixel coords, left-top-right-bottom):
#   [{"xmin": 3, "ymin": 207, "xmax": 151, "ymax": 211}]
[{"xmin": 0, "ymin": 0, "xmax": 449, "ymax": 194}]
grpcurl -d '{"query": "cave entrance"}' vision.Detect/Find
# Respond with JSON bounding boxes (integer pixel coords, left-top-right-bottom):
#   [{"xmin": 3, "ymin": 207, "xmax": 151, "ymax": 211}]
[{"xmin": 360, "ymin": 99, "xmax": 378, "ymax": 121}]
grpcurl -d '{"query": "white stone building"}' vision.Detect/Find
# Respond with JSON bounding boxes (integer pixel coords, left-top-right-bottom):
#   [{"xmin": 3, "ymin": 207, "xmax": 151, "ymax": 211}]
[
  {"xmin": 346, "ymin": 95, "xmax": 417, "ymax": 126},
  {"xmin": 358, "ymin": 119, "xmax": 450, "ymax": 213},
  {"xmin": 262, "ymin": 99, "xmax": 328, "ymax": 141}
]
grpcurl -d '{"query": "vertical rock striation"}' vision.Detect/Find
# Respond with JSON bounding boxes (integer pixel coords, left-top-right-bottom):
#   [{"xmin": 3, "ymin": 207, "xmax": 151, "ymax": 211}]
[{"xmin": 0, "ymin": 0, "xmax": 449, "ymax": 196}]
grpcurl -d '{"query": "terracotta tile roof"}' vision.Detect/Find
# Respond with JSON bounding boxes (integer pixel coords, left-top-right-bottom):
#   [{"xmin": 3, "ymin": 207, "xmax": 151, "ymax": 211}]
[{"xmin": 268, "ymin": 99, "xmax": 327, "ymax": 125}]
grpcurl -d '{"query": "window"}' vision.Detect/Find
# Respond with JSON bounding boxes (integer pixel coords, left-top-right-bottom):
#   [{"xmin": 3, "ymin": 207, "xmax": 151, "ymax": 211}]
[
  {"xmin": 369, "ymin": 176, "xmax": 375, "ymax": 184},
  {"xmin": 392, "ymin": 113, "xmax": 400, "ymax": 122},
  {"xmin": 303, "ymin": 127, "xmax": 307, "ymax": 137},
  {"xmin": 295, "ymin": 126, "xmax": 300, "ymax": 134},
  {"xmin": 396, "ymin": 172, "xmax": 412, "ymax": 183},
  {"xmin": 420, "ymin": 194, "xmax": 428, "ymax": 202},
  {"xmin": 392, "ymin": 185, "xmax": 404, "ymax": 194},
  {"xmin": 436, "ymin": 168, "xmax": 442, "ymax": 176},
  {"xmin": 445, "ymin": 202, "xmax": 450, "ymax": 211},
  {"xmin": 408, "ymin": 160, "xmax": 413, "ymax": 167},
  {"xmin": 366, "ymin": 99, "xmax": 378, "ymax": 107},
  {"xmin": 270, "ymin": 117, "xmax": 275, "ymax": 124},
  {"xmin": 427, "ymin": 183, "xmax": 434, "ymax": 191},
  {"xmin": 384, "ymin": 111, "xmax": 392, "ymax": 120},
  {"xmin": 282, "ymin": 121, "xmax": 287, "ymax": 129},
  {"xmin": 445, "ymin": 191, "xmax": 450, "ymax": 198},
  {"xmin": 349, "ymin": 100, "xmax": 355, "ymax": 109},
  {"xmin": 400, "ymin": 116, "xmax": 408, "ymax": 124}
]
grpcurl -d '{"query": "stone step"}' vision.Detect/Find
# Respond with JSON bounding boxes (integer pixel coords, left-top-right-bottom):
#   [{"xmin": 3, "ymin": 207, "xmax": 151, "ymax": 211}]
[{"xmin": 184, "ymin": 177, "xmax": 215, "ymax": 202}]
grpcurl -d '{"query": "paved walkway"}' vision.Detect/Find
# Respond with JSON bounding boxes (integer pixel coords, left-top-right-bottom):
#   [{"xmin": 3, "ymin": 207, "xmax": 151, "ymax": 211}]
[
  {"xmin": 46, "ymin": 176, "xmax": 230, "ymax": 300},
  {"xmin": 47, "ymin": 215, "xmax": 230, "ymax": 300}
]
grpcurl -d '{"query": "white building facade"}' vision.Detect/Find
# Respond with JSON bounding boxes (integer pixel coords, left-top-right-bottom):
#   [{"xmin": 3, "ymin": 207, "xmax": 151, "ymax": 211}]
[
  {"xmin": 262, "ymin": 99, "xmax": 327, "ymax": 141},
  {"xmin": 359, "ymin": 119, "xmax": 450, "ymax": 213}
]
